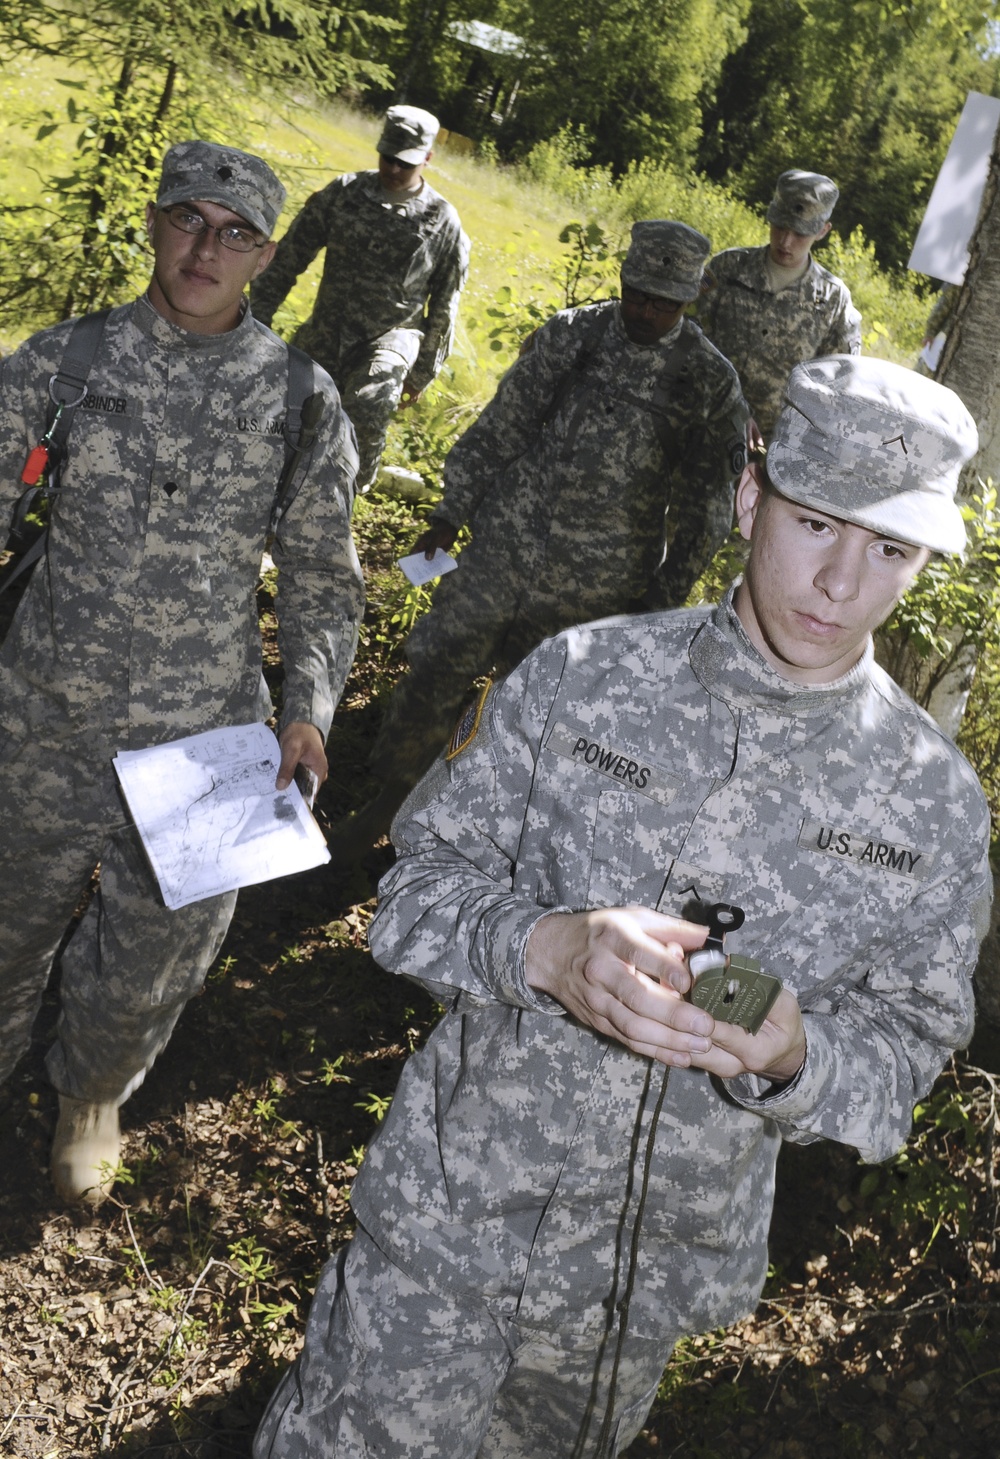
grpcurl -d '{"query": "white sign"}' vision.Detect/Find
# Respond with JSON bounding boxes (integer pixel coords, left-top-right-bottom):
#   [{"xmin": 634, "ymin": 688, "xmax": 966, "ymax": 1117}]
[{"xmin": 908, "ymin": 91, "xmax": 1000, "ymax": 283}]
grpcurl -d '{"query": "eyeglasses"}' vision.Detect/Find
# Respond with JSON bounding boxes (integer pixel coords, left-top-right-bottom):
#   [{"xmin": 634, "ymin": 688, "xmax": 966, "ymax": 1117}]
[
  {"xmin": 159, "ymin": 205, "xmax": 266, "ymax": 254},
  {"xmin": 621, "ymin": 285, "xmax": 684, "ymax": 319}
]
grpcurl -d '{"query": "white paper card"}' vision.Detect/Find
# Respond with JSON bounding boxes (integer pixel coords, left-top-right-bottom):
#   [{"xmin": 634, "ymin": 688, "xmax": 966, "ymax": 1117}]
[
  {"xmin": 398, "ymin": 549, "xmax": 458, "ymax": 586},
  {"xmin": 114, "ymin": 722, "xmax": 329, "ymax": 910}
]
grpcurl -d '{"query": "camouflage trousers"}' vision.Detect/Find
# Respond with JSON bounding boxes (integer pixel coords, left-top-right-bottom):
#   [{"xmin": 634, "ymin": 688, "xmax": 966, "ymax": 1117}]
[
  {"xmin": 254, "ymin": 1228, "xmax": 674, "ymax": 1459},
  {"xmin": 323, "ymin": 330, "xmax": 422, "ymax": 494},
  {"xmin": 0, "ymin": 733, "xmax": 236, "ymax": 1104},
  {"xmin": 371, "ymin": 553, "xmax": 632, "ymax": 790}
]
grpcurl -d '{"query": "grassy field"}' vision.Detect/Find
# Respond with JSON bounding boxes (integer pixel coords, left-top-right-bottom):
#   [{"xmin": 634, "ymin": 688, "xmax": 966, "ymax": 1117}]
[{"xmin": 0, "ymin": 47, "xmax": 929, "ymax": 365}]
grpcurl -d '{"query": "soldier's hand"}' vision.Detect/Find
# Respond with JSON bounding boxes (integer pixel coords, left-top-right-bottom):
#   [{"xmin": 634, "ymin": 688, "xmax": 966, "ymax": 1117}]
[
  {"xmin": 276, "ymin": 721, "xmax": 328, "ymax": 792},
  {"xmin": 399, "ymin": 377, "xmax": 422, "ymax": 409},
  {"xmin": 525, "ymin": 907, "xmax": 717, "ymax": 1066},
  {"xmin": 690, "ymin": 987, "xmax": 806, "ymax": 1084},
  {"xmin": 412, "ymin": 519, "xmax": 459, "ymax": 558}
]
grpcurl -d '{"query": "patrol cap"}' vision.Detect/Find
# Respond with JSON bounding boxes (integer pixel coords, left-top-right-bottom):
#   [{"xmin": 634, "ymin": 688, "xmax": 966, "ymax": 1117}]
[
  {"xmin": 157, "ymin": 140, "xmax": 285, "ymax": 236},
  {"xmin": 620, "ymin": 220, "xmax": 710, "ymax": 303},
  {"xmin": 766, "ymin": 169, "xmax": 838, "ymax": 236},
  {"xmin": 767, "ymin": 355, "xmax": 978, "ymax": 556},
  {"xmin": 377, "ymin": 105, "xmax": 439, "ymax": 164}
]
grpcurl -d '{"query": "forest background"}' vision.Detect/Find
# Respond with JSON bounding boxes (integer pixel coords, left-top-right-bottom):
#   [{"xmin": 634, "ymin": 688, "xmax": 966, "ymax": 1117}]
[{"xmin": 0, "ymin": 3, "xmax": 999, "ymax": 1457}]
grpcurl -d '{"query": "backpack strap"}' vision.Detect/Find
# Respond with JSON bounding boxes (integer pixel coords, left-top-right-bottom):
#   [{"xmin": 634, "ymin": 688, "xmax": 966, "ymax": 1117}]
[
  {"xmin": 647, "ymin": 318, "xmax": 700, "ymax": 466},
  {"xmin": 0, "ymin": 308, "xmax": 113, "ymax": 596},
  {"xmin": 540, "ymin": 305, "xmax": 613, "ymax": 432},
  {"xmin": 268, "ymin": 342, "xmax": 326, "ymax": 538}
]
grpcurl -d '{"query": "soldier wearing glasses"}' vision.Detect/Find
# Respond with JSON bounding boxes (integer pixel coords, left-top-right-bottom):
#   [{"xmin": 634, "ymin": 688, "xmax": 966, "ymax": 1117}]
[
  {"xmin": 0, "ymin": 141, "xmax": 363, "ymax": 1204},
  {"xmin": 251, "ymin": 105, "xmax": 470, "ymax": 493},
  {"xmin": 332, "ymin": 220, "xmax": 748, "ymax": 857}
]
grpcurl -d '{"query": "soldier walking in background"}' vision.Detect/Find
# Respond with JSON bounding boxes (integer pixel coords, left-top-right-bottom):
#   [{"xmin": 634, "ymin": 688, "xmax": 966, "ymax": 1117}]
[
  {"xmin": 0, "ymin": 141, "xmax": 363, "ymax": 1205},
  {"xmin": 330, "ymin": 220, "xmax": 748, "ymax": 858},
  {"xmin": 251, "ymin": 105, "xmax": 470, "ymax": 492},
  {"xmin": 697, "ymin": 169, "xmax": 861, "ymax": 446}
]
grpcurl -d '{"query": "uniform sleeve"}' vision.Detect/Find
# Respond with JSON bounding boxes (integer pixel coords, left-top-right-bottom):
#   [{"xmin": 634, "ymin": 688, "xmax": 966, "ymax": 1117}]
[
  {"xmin": 820, "ymin": 283, "xmax": 862, "ymax": 358},
  {"xmin": 435, "ymin": 311, "xmax": 581, "ymax": 529},
  {"xmin": 250, "ymin": 183, "xmax": 340, "ymax": 329},
  {"xmin": 408, "ymin": 221, "xmax": 471, "ymax": 393},
  {"xmin": 368, "ymin": 643, "xmax": 573, "ymax": 1010},
  {"xmin": 646, "ymin": 338, "xmax": 749, "ymax": 610},
  {"xmin": 0, "ymin": 334, "xmax": 62, "ymax": 548},
  {"xmin": 0, "ymin": 341, "xmax": 51, "ymax": 524},
  {"xmin": 726, "ymin": 822, "xmax": 991, "ymax": 1164},
  {"xmin": 270, "ymin": 383, "xmax": 365, "ymax": 737}
]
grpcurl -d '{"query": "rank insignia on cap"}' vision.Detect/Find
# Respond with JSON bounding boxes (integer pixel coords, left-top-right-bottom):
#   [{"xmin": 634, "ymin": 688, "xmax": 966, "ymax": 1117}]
[{"xmin": 446, "ymin": 679, "xmax": 493, "ymax": 760}]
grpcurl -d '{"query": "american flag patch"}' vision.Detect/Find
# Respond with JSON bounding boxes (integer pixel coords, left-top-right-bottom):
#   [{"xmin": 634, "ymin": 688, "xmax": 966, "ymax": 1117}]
[{"xmin": 446, "ymin": 680, "xmax": 493, "ymax": 759}]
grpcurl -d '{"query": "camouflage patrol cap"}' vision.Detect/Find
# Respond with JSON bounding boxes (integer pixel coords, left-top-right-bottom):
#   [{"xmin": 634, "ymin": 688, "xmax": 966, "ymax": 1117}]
[
  {"xmin": 620, "ymin": 220, "xmax": 710, "ymax": 303},
  {"xmin": 768, "ymin": 355, "xmax": 978, "ymax": 556},
  {"xmin": 766, "ymin": 170, "xmax": 838, "ymax": 236},
  {"xmin": 157, "ymin": 141, "xmax": 285, "ymax": 236},
  {"xmin": 377, "ymin": 106, "xmax": 439, "ymax": 164}
]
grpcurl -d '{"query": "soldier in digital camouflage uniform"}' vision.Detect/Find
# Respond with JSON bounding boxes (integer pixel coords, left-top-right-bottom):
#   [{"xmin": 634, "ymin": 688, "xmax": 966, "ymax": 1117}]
[
  {"xmin": 332, "ymin": 220, "xmax": 749, "ymax": 855},
  {"xmin": 0, "ymin": 141, "xmax": 364, "ymax": 1204},
  {"xmin": 697, "ymin": 169, "xmax": 861, "ymax": 445},
  {"xmin": 251, "ymin": 105, "xmax": 470, "ymax": 492},
  {"xmin": 255, "ymin": 354, "xmax": 991, "ymax": 1459}
]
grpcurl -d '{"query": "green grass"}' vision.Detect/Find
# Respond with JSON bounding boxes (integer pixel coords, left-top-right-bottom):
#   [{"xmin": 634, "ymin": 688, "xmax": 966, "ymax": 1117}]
[{"xmin": 0, "ymin": 48, "xmax": 927, "ymax": 360}]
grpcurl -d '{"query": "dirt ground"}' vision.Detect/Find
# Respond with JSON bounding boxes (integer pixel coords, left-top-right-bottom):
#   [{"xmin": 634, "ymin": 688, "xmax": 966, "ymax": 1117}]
[{"xmin": 1, "ymin": 503, "xmax": 998, "ymax": 1458}]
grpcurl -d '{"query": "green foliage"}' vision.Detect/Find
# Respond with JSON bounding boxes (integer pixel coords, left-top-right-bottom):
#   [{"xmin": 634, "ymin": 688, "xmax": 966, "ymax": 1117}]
[
  {"xmin": 481, "ymin": 280, "xmax": 557, "ymax": 357},
  {"xmin": 497, "ymin": 0, "xmax": 752, "ymax": 172},
  {"xmin": 880, "ymin": 484, "xmax": 1000, "ymax": 676},
  {"xmin": 0, "ymin": 0, "xmax": 396, "ymax": 329},
  {"xmin": 557, "ymin": 222, "xmax": 620, "ymax": 308},
  {"xmin": 227, "ymin": 1235, "xmax": 276, "ymax": 1285},
  {"xmin": 858, "ymin": 1084, "xmax": 978, "ymax": 1257},
  {"xmin": 355, "ymin": 1089, "xmax": 392, "ymax": 1121},
  {"xmin": 698, "ymin": 0, "xmax": 1000, "ymax": 272},
  {"xmin": 822, "ymin": 228, "xmax": 926, "ymax": 362}
]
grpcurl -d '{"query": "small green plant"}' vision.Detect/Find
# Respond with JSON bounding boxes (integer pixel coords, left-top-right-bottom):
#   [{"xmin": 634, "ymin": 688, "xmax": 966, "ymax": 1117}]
[
  {"xmin": 320, "ymin": 1055, "xmax": 352, "ymax": 1086},
  {"xmin": 227, "ymin": 1237, "xmax": 276, "ymax": 1286},
  {"xmin": 557, "ymin": 221, "xmax": 622, "ymax": 309},
  {"xmin": 355, "ymin": 1090, "xmax": 392, "ymax": 1123},
  {"xmin": 480, "ymin": 280, "xmax": 557, "ymax": 358},
  {"xmin": 36, "ymin": 1304, "xmax": 67, "ymax": 1326},
  {"xmin": 859, "ymin": 1084, "xmax": 977, "ymax": 1258},
  {"xmin": 246, "ymin": 1297, "xmax": 297, "ymax": 1328},
  {"xmin": 148, "ymin": 1285, "xmax": 184, "ymax": 1314}
]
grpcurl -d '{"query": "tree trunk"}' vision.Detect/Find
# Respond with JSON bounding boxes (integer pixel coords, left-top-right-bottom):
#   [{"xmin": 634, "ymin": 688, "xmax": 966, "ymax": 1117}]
[{"xmin": 874, "ymin": 117, "xmax": 1000, "ymax": 1029}]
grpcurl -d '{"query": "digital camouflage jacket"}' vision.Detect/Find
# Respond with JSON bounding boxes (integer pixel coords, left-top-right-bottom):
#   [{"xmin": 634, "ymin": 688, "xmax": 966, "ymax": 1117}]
[
  {"xmin": 361, "ymin": 594, "xmax": 990, "ymax": 1342},
  {"xmin": 250, "ymin": 171, "xmax": 470, "ymax": 393},
  {"xmin": 697, "ymin": 244, "xmax": 861, "ymax": 438},
  {"xmin": 434, "ymin": 303, "xmax": 749, "ymax": 614},
  {"xmin": 0, "ymin": 297, "xmax": 364, "ymax": 759}
]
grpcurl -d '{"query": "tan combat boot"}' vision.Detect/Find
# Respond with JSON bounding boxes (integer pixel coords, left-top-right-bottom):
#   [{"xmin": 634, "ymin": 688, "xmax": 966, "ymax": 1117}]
[{"xmin": 50, "ymin": 1095, "xmax": 121, "ymax": 1206}]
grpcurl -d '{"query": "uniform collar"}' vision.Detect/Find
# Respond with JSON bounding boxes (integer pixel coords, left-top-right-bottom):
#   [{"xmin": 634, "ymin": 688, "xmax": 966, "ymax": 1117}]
[
  {"xmin": 131, "ymin": 292, "xmax": 257, "ymax": 354},
  {"xmin": 732, "ymin": 245, "xmax": 823, "ymax": 297},
  {"xmin": 608, "ymin": 304, "xmax": 685, "ymax": 353},
  {"xmin": 688, "ymin": 584, "xmax": 874, "ymax": 715},
  {"xmin": 360, "ymin": 168, "xmax": 436, "ymax": 214}
]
